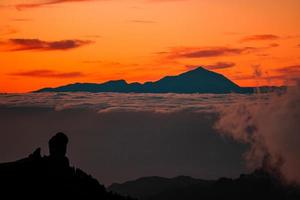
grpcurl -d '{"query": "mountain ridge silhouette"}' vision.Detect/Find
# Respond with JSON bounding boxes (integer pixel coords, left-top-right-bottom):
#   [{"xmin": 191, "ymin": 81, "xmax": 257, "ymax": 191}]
[
  {"xmin": 34, "ymin": 67, "xmax": 285, "ymax": 94},
  {"xmin": 108, "ymin": 172, "xmax": 300, "ymax": 200}
]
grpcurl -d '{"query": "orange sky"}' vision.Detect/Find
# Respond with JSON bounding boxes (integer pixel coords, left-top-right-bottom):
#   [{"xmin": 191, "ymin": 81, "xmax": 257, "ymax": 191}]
[{"xmin": 0, "ymin": 0, "xmax": 300, "ymax": 93}]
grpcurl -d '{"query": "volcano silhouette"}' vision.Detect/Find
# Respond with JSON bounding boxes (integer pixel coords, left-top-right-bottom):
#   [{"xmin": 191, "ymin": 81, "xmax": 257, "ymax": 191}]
[{"xmin": 35, "ymin": 67, "xmax": 257, "ymax": 93}]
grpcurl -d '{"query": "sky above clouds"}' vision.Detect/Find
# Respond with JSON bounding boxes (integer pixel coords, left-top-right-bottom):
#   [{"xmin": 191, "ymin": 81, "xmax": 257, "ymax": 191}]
[{"xmin": 0, "ymin": 0, "xmax": 300, "ymax": 92}]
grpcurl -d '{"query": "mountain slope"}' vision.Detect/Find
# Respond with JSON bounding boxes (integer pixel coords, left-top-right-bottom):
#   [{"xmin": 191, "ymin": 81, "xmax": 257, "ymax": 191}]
[
  {"xmin": 35, "ymin": 67, "xmax": 244, "ymax": 94},
  {"xmin": 108, "ymin": 176, "xmax": 213, "ymax": 200},
  {"xmin": 108, "ymin": 171, "xmax": 300, "ymax": 200}
]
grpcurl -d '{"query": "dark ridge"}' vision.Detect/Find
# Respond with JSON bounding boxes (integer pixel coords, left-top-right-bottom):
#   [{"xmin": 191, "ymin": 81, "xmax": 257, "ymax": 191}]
[
  {"xmin": 34, "ymin": 67, "xmax": 285, "ymax": 94},
  {"xmin": 108, "ymin": 171, "xmax": 300, "ymax": 200},
  {"xmin": 0, "ymin": 132, "xmax": 136, "ymax": 200}
]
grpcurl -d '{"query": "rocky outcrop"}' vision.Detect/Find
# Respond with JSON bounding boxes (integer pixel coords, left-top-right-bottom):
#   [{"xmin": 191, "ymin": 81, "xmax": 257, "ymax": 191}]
[{"xmin": 0, "ymin": 133, "xmax": 135, "ymax": 199}]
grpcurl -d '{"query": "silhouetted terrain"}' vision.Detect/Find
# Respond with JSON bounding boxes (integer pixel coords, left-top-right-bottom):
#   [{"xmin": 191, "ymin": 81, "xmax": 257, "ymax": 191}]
[
  {"xmin": 0, "ymin": 133, "xmax": 134, "ymax": 199},
  {"xmin": 1, "ymin": 132, "xmax": 298, "ymax": 199},
  {"xmin": 35, "ymin": 67, "xmax": 285, "ymax": 94},
  {"xmin": 109, "ymin": 172, "xmax": 300, "ymax": 200}
]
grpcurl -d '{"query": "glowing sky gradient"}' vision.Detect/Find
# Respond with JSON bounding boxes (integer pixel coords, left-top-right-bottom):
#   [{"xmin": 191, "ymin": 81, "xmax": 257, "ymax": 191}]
[{"xmin": 0, "ymin": 0, "xmax": 300, "ymax": 92}]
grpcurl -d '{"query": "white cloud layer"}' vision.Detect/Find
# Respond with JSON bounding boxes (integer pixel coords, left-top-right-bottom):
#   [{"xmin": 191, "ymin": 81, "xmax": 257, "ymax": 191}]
[{"xmin": 0, "ymin": 92, "xmax": 269, "ymax": 113}]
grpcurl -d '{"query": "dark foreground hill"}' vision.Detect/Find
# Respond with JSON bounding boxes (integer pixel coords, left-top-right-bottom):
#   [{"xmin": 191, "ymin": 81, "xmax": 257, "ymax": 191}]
[
  {"xmin": 0, "ymin": 133, "xmax": 134, "ymax": 199},
  {"xmin": 1, "ymin": 132, "xmax": 298, "ymax": 200},
  {"xmin": 109, "ymin": 172, "xmax": 300, "ymax": 200},
  {"xmin": 35, "ymin": 67, "xmax": 283, "ymax": 94}
]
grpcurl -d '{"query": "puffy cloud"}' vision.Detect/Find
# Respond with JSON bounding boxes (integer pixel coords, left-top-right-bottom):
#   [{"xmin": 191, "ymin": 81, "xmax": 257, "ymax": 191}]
[
  {"xmin": 215, "ymin": 84, "xmax": 300, "ymax": 184},
  {"xmin": 3, "ymin": 38, "xmax": 92, "ymax": 51}
]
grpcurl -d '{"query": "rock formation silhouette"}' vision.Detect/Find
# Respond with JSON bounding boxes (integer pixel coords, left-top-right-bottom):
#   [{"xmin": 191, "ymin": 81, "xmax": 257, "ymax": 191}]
[
  {"xmin": 0, "ymin": 132, "xmax": 135, "ymax": 199},
  {"xmin": 48, "ymin": 132, "xmax": 68, "ymax": 157}
]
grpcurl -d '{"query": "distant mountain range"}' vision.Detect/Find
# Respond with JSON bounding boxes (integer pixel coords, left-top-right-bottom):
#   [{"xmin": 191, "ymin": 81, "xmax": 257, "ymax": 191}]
[
  {"xmin": 35, "ymin": 67, "xmax": 285, "ymax": 94},
  {"xmin": 108, "ymin": 172, "xmax": 300, "ymax": 200}
]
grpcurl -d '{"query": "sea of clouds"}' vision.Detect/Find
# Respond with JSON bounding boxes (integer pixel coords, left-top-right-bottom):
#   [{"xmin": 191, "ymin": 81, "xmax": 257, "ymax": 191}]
[{"xmin": 0, "ymin": 90, "xmax": 298, "ymax": 185}]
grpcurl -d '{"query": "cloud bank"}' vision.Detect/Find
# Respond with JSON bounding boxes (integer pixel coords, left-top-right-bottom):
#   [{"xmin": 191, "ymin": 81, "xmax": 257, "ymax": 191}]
[
  {"xmin": 0, "ymin": 93, "xmax": 250, "ymax": 185},
  {"xmin": 215, "ymin": 84, "xmax": 300, "ymax": 184},
  {"xmin": 0, "ymin": 92, "xmax": 265, "ymax": 113}
]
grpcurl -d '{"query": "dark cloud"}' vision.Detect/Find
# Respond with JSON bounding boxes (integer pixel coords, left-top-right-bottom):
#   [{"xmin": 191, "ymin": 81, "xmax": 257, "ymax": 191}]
[
  {"xmin": 4, "ymin": 38, "xmax": 92, "ymax": 51},
  {"xmin": 275, "ymin": 65, "xmax": 300, "ymax": 74},
  {"xmin": 167, "ymin": 46, "xmax": 258, "ymax": 59},
  {"xmin": 9, "ymin": 70, "xmax": 85, "ymax": 78},
  {"xmin": 240, "ymin": 34, "xmax": 280, "ymax": 43},
  {"xmin": 15, "ymin": 0, "xmax": 97, "ymax": 10}
]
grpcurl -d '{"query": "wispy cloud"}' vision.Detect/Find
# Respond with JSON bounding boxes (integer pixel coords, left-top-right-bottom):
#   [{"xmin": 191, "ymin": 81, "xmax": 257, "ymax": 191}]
[
  {"xmin": 82, "ymin": 60, "xmax": 102, "ymax": 64},
  {"xmin": 240, "ymin": 34, "xmax": 280, "ymax": 43},
  {"xmin": 0, "ymin": 26, "xmax": 18, "ymax": 36},
  {"xmin": 275, "ymin": 65, "xmax": 300, "ymax": 74},
  {"xmin": 234, "ymin": 65, "xmax": 300, "ymax": 83},
  {"xmin": 165, "ymin": 46, "xmax": 258, "ymax": 59},
  {"xmin": 3, "ymin": 38, "xmax": 92, "ymax": 51},
  {"xmin": 205, "ymin": 62, "xmax": 236, "ymax": 70},
  {"xmin": 9, "ymin": 70, "xmax": 85, "ymax": 78},
  {"xmin": 15, "ymin": 0, "xmax": 97, "ymax": 10},
  {"xmin": 148, "ymin": 0, "xmax": 189, "ymax": 2},
  {"xmin": 11, "ymin": 18, "xmax": 32, "ymax": 22},
  {"xmin": 129, "ymin": 20, "xmax": 156, "ymax": 24}
]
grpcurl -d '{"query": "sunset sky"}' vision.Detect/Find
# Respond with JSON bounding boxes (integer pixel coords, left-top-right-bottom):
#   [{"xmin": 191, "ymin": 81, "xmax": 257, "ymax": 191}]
[{"xmin": 0, "ymin": 0, "xmax": 300, "ymax": 93}]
